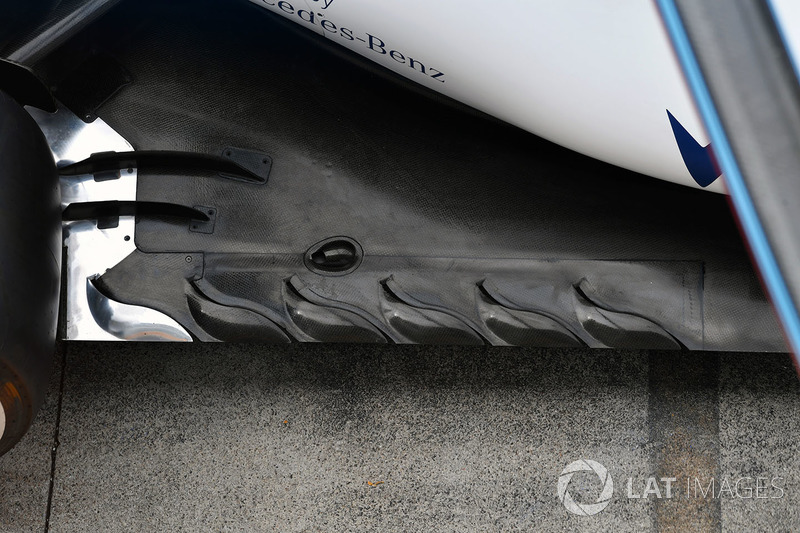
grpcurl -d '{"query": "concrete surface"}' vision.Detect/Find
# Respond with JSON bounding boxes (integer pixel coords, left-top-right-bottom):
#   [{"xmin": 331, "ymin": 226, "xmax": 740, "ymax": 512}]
[
  {"xmin": 0, "ymin": 343, "xmax": 63, "ymax": 533},
  {"xmin": 1, "ymin": 344, "xmax": 798, "ymax": 532}
]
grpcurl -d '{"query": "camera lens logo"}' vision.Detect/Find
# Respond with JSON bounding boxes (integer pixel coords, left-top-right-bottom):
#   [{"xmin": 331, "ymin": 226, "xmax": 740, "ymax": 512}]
[{"xmin": 558, "ymin": 459, "xmax": 614, "ymax": 516}]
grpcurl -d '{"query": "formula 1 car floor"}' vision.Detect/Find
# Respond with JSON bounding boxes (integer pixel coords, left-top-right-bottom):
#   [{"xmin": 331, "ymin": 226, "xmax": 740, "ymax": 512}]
[{"xmin": 25, "ymin": 0, "xmax": 786, "ymax": 351}]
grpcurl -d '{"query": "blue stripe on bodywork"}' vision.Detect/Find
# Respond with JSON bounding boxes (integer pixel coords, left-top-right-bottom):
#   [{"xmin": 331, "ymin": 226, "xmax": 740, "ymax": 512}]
[
  {"xmin": 667, "ymin": 109, "xmax": 721, "ymax": 187},
  {"xmin": 657, "ymin": 0, "xmax": 800, "ymax": 355}
]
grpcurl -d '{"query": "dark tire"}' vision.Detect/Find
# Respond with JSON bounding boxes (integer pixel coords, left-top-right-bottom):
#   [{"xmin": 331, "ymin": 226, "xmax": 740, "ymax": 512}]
[{"xmin": 0, "ymin": 90, "xmax": 61, "ymax": 456}]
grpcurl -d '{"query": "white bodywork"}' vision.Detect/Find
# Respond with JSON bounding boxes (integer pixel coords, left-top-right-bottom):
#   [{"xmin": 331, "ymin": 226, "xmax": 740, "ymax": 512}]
[
  {"xmin": 771, "ymin": 0, "xmax": 800, "ymax": 80},
  {"xmin": 248, "ymin": 0, "xmax": 722, "ymax": 191}
]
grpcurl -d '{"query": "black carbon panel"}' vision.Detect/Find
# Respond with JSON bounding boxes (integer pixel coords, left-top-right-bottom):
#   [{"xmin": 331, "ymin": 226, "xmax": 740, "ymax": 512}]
[
  {"xmin": 94, "ymin": 251, "xmax": 783, "ymax": 350},
  {"xmin": 98, "ymin": 252, "xmax": 707, "ymax": 349},
  {"xmin": 47, "ymin": 0, "xmax": 737, "ymax": 259},
  {"xmin": 39, "ymin": 0, "xmax": 785, "ymax": 350}
]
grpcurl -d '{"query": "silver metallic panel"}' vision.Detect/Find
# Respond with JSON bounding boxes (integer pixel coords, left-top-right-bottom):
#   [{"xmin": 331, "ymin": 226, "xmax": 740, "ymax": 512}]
[
  {"xmin": 86, "ymin": 277, "xmax": 192, "ymax": 341},
  {"xmin": 27, "ymin": 103, "xmax": 192, "ymax": 342}
]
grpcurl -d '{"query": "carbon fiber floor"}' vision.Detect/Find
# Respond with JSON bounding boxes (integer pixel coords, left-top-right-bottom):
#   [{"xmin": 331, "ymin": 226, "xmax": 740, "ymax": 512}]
[{"xmin": 32, "ymin": 0, "xmax": 785, "ymax": 350}]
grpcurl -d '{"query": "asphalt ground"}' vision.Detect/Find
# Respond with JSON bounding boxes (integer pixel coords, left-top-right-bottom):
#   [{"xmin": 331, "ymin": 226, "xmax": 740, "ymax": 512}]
[{"xmin": 1, "ymin": 343, "xmax": 798, "ymax": 532}]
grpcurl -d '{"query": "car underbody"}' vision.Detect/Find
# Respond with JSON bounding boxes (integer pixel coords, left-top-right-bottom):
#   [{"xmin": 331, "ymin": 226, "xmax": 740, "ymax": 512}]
[{"xmin": 0, "ymin": 0, "xmax": 788, "ymax": 454}]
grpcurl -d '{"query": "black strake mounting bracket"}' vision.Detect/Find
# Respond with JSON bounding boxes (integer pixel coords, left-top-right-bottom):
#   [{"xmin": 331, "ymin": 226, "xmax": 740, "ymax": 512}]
[
  {"xmin": 58, "ymin": 149, "xmax": 272, "ymax": 184},
  {"xmin": 62, "ymin": 200, "xmax": 211, "ymax": 230}
]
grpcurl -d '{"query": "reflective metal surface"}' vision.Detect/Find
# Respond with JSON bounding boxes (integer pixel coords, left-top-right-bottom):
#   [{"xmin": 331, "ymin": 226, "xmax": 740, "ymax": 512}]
[
  {"xmin": 27, "ymin": 104, "xmax": 133, "ymax": 164},
  {"xmin": 27, "ymin": 103, "xmax": 192, "ymax": 341},
  {"xmin": 87, "ymin": 277, "xmax": 192, "ymax": 341}
]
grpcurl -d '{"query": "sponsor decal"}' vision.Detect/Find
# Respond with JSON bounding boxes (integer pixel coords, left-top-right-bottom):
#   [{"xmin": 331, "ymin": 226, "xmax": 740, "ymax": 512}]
[{"xmin": 249, "ymin": 0, "xmax": 446, "ymax": 83}]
